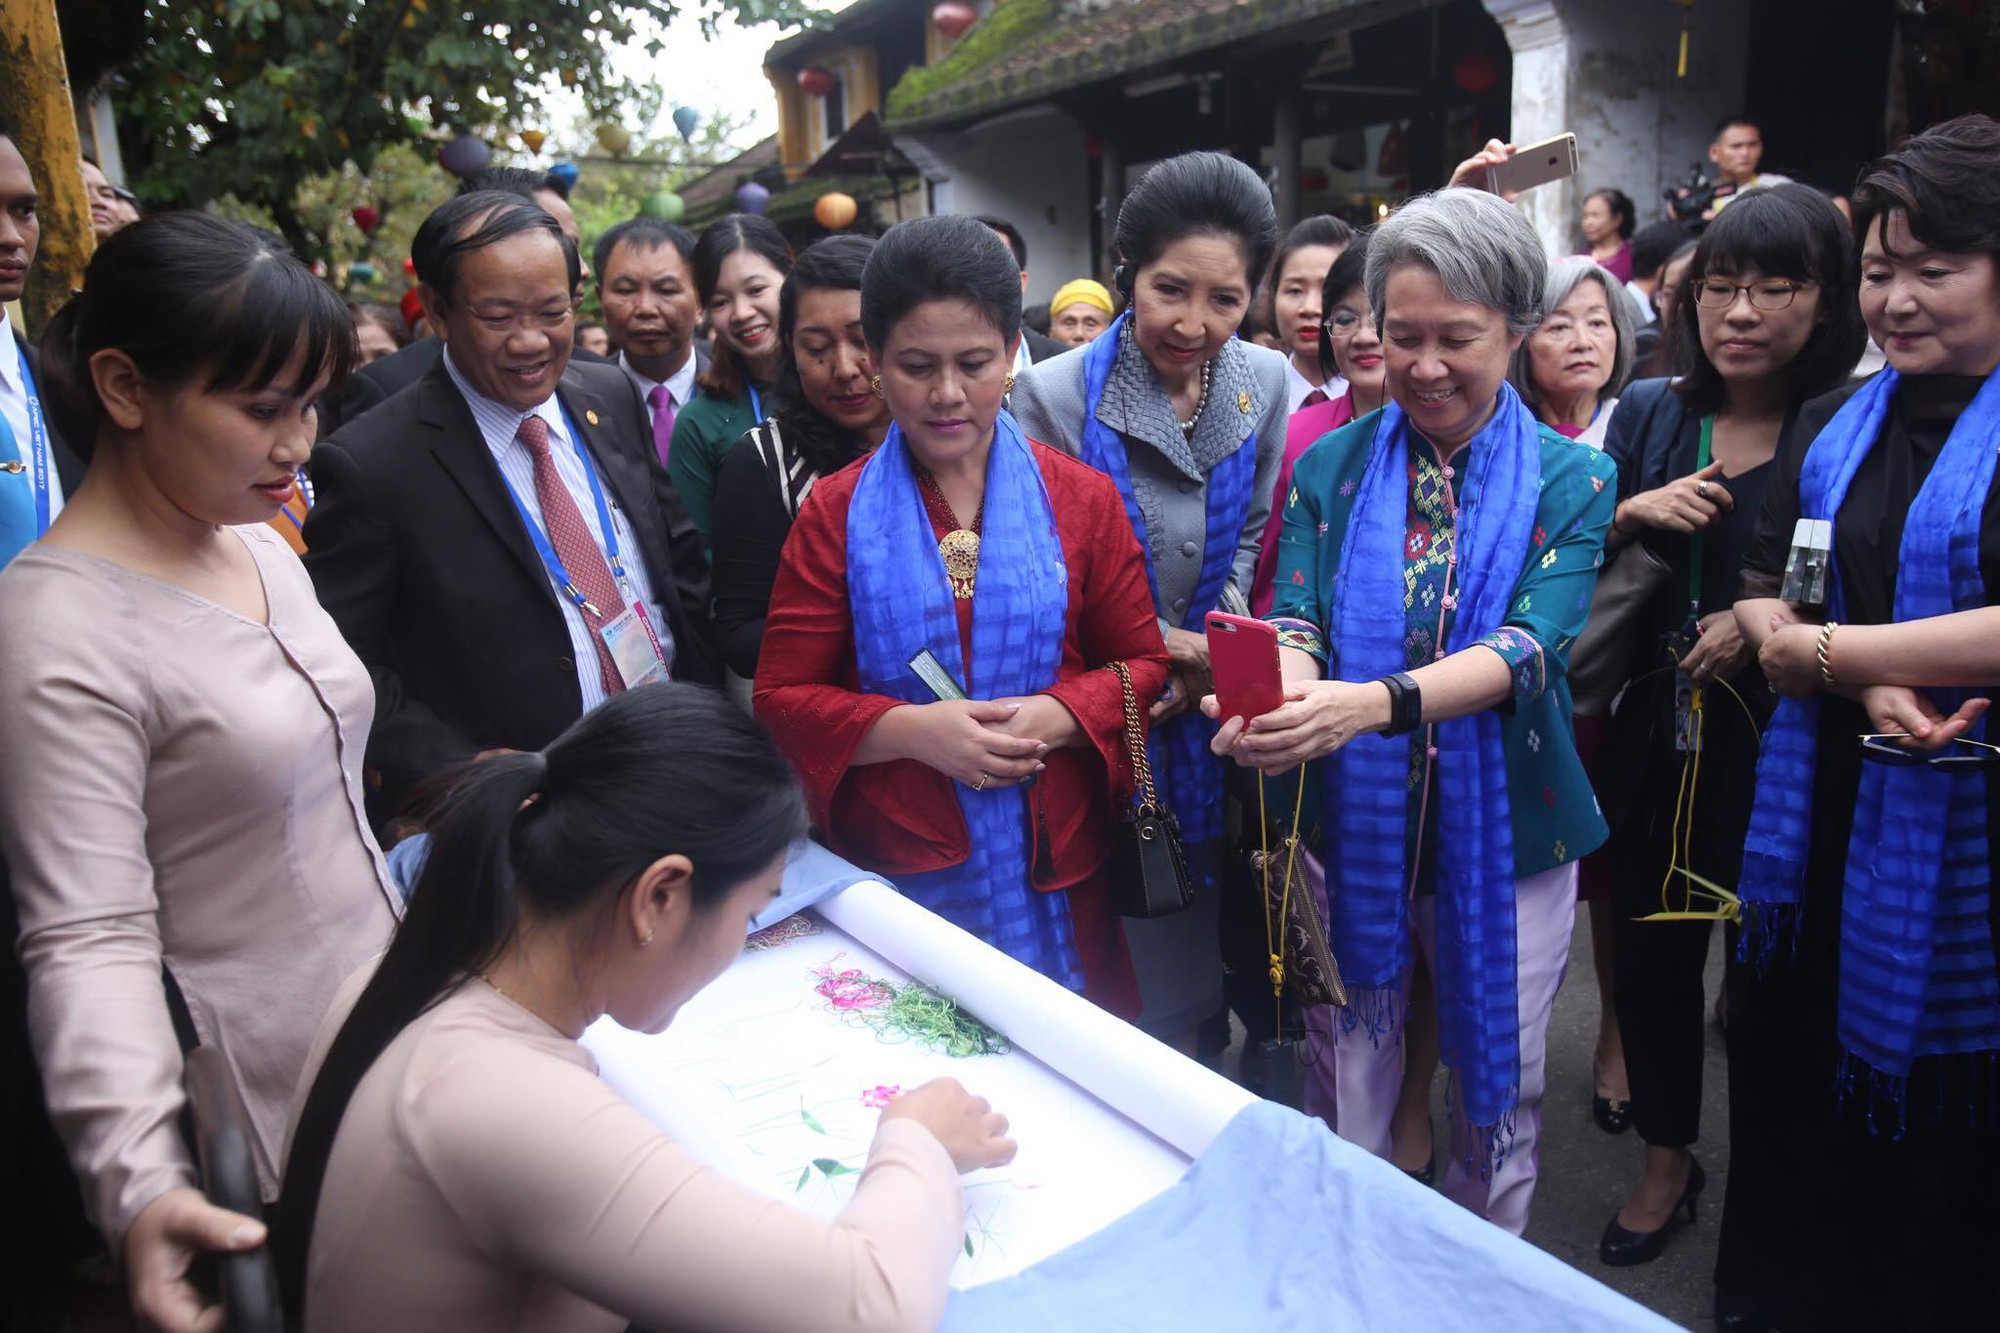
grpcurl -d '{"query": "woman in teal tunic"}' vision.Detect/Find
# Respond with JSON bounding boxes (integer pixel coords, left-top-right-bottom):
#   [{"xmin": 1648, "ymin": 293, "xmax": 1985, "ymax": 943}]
[
  {"xmin": 1209, "ymin": 187, "xmax": 1616, "ymax": 1236},
  {"xmin": 669, "ymin": 214, "xmax": 793, "ymax": 557}
]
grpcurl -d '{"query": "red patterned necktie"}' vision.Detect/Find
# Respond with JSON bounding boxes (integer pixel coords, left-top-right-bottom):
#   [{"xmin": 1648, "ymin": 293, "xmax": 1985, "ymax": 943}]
[
  {"xmin": 1299, "ymin": 388, "xmax": 1330, "ymax": 410},
  {"xmin": 517, "ymin": 415, "xmax": 627, "ymax": 696},
  {"xmin": 647, "ymin": 384, "xmax": 676, "ymax": 467}
]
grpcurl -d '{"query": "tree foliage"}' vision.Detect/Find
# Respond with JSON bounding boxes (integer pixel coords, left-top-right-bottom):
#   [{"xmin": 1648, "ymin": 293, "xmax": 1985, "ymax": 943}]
[{"xmin": 117, "ymin": 0, "xmax": 818, "ymax": 257}]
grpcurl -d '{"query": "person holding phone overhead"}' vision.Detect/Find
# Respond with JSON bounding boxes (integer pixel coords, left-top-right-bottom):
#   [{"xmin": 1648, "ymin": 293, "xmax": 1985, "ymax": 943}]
[
  {"xmin": 1011, "ymin": 152, "xmax": 1288, "ymax": 1050},
  {"xmin": 755, "ymin": 216, "xmax": 1167, "ymax": 1016},
  {"xmin": 1208, "ymin": 188, "xmax": 1616, "ymax": 1236},
  {"xmin": 1723, "ymin": 115, "xmax": 2000, "ymax": 1331},
  {"xmin": 280, "ymin": 684, "xmax": 1014, "ymax": 1331}
]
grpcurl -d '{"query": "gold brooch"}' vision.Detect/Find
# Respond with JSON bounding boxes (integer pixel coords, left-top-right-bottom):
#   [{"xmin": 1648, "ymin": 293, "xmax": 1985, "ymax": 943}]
[
  {"xmin": 584, "ymin": 410, "xmax": 600, "ymax": 426},
  {"xmin": 1238, "ymin": 392, "xmax": 1251, "ymax": 414}
]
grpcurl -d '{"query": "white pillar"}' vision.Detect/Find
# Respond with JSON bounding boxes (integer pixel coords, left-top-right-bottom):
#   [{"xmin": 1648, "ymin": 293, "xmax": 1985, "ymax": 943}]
[{"xmin": 1483, "ymin": 0, "xmax": 1574, "ymax": 259}]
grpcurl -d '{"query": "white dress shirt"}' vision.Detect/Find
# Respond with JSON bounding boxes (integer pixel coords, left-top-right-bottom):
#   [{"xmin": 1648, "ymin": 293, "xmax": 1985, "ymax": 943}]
[
  {"xmin": 443, "ymin": 349, "xmax": 673, "ymax": 709},
  {"xmin": 0, "ymin": 317, "xmax": 64, "ymax": 524},
  {"xmin": 619, "ymin": 349, "xmax": 698, "ymax": 421},
  {"xmin": 1284, "ymin": 358, "xmax": 1348, "ymax": 415}
]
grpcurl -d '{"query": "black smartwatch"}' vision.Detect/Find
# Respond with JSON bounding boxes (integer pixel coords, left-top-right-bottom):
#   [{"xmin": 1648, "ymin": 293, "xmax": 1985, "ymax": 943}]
[{"xmin": 1377, "ymin": 672, "xmax": 1423, "ymax": 737}]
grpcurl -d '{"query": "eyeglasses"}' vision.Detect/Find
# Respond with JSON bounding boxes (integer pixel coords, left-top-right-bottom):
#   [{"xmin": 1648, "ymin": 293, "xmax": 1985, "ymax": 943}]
[
  {"xmin": 1321, "ymin": 310, "xmax": 1374, "ymax": 335},
  {"xmin": 1692, "ymin": 279, "xmax": 1813, "ymax": 311},
  {"xmin": 1859, "ymin": 733, "xmax": 2000, "ymax": 770}
]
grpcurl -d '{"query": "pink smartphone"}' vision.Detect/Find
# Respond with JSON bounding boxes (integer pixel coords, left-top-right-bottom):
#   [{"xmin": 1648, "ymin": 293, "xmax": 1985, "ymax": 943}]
[{"xmin": 1205, "ymin": 612, "xmax": 1284, "ymax": 723}]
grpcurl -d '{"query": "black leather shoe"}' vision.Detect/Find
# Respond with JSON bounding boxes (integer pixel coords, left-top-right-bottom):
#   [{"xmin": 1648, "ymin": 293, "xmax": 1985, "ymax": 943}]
[
  {"xmin": 1598, "ymin": 1156, "xmax": 1705, "ymax": 1267},
  {"xmin": 1592, "ymin": 1094, "xmax": 1633, "ymax": 1134}
]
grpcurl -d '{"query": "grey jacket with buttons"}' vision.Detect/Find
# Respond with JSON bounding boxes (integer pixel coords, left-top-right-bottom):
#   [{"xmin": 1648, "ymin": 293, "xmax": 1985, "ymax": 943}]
[{"xmin": 1011, "ymin": 331, "xmax": 1290, "ymax": 631}]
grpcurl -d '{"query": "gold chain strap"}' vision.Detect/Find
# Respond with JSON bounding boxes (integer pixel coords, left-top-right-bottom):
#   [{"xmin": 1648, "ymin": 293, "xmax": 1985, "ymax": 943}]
[
  {"xmin": 1256, "ymin": 769, "xmax": 1311, "ymax": 1032},
  {"xmin": 1108, "ymin": 662, "xmax": 1159, "ymax": 812}
]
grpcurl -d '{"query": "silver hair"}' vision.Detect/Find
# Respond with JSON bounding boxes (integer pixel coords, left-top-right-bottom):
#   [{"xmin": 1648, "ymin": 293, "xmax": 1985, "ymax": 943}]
[
  {"xmin": 1507, "ymin": 260, "xmax": 1638, "ymax": 409},
  {"xmin": 1365, "ymin": 188, "xmax": 1548, "ymax": 336}
]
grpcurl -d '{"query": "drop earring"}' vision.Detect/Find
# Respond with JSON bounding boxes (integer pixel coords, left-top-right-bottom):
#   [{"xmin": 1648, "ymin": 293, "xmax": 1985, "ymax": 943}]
[
  {"xmin": 869, "ymin": 375, "xmax": 884, "ymax": 398},
  {"xmin": 1004, "ymin": 372, "xmax": 1016, "ymax": 394}
]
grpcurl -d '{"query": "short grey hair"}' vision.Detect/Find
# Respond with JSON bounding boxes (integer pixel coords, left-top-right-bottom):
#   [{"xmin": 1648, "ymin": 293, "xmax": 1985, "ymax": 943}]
[
  {"xmin": 1365, "ymin": 188, "xmax": 1547, "ymax": 336},
  {"xmin": 1508, "ymin": 260, "xmax": 1637, "ymax": 408}
]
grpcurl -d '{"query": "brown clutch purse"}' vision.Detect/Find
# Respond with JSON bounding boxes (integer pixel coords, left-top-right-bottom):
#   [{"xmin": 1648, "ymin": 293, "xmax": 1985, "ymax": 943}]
[{"xmin": 1252, "ymin": 777, "xmax": 1348, "ymax": 1010}]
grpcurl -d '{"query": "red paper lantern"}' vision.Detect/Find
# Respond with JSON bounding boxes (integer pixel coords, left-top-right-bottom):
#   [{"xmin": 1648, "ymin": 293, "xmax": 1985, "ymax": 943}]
[
  {"xmin": 350, "ymin": 205, "xmax": 380, "ymax": 235},
  {"xmin": 402, "ymin": 256, "xmax": 416, "ymax": 278},
  {"xmin": 931, "ymin": 1, "xmax": 978, "ymax": 40},
  {"xmin": 797, "ymin": 65, "xmax": 839, "ymax": 97},
  {"xmin": 1453, "ymin": 51, "xmax": 1501, "ymax": 95}
]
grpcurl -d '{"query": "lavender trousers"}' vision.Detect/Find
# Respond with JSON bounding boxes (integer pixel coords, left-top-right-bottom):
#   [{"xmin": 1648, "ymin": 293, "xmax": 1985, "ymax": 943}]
[{"xmin": 1303, "ymin": 861, "xmax": 1577, "ymax": 1237}]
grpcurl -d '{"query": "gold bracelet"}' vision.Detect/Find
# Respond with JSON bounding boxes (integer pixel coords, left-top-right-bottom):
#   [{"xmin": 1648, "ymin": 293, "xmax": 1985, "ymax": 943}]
[{"xmin": 1816, "ymin": 620, "xmax": 1840, "ymax": 688}]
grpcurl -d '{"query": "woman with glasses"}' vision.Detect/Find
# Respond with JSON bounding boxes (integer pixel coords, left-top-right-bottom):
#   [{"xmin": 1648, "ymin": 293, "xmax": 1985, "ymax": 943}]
[
  {"xmin": 1591, "ymin": 186, "xmax": 1865, "ymax": 1286},
  {"xmin": 1725, "ymin": 116, "xmax": 2000, "ymax": 1331}
]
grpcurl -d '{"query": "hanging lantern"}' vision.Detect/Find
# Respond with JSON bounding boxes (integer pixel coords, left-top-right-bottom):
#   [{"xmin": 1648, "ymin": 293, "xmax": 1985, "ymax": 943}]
[
  {"xmin": 672, "ymin": 107, "xmax": 701, "ymax": 142},
  {"xmin": 350, "ymin": 205, "xmax": 380, "ymax": 235},
  {"xmin": 402, "ymin": 256, "xmax": 417, "ymax": 278},
  {"xmin": 349, "ymin": 261, "xmax": 378, "ymax": 284},
  {"xmin": 734, "ymin": 180, "xmax": 772, "ymax": 215},
  {"xmin": 931, "ymin": 1, "xmax": 978, "ymax": 40},
  {"xmin": 596, "ymin": 123, "xmax": 633, "ymax": 155},
  {"xmin": 520, "ymin": 129, "xmax": 546, "ymax": 155},
  {"xmin": 1452, "ymin": 51, "xmax": 1501, "ymax": 95},
  {"xmin": 640, "ymin": 189, "xmax": 687, "ymax": 222},
  {"xmin": 546, "ymin": 162, "xmax": 581, "ymax": 193},
  {"xmin": 814, "ymin": 191, "xmax": 859, "ymax": 230},
  {"xmin": 437, "ymin": 134, "xmax": 492, "ymax": 176},
  {"xmin": 797, "ymin": 65, "xmax": 839, "ymax": 97}
]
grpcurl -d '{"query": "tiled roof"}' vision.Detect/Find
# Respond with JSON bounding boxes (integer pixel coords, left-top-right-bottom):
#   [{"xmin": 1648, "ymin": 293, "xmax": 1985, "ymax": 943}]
[{"xmin": 886, "ymin": 0, "xmax": 1379, "ymax": 131}]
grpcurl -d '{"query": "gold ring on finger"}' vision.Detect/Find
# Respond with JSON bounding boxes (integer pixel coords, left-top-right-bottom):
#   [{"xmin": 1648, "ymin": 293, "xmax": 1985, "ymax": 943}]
[{"xmin": 1696, "ymin": 481, "xmax": 1710, "ymax": 499}]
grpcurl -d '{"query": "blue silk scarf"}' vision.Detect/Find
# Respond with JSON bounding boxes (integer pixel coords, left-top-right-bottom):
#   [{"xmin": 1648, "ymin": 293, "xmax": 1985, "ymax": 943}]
[
  {"xmin": 847, "ymin": 413, "xmax": 1083, "ymax": 989},
  {"xmin": 1738, "ymin": 367, "xmax": 2000, "ymax": 1123},
  {"xmin": 1326, "ymin": 387, "xmax": 1542, "ymax": 1162},
  {"xmin": 1079, "ymin": 313, "xmax": 1258, "ymax": 885}
]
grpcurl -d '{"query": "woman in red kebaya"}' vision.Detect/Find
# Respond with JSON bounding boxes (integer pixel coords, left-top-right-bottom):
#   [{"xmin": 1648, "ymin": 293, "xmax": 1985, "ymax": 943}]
[{"xmin": 755, "ymin": 215, "xmax": 1167, "ymax": 1017}]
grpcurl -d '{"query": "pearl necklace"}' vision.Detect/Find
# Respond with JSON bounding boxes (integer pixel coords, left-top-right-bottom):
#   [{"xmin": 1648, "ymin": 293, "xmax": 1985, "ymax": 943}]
[{"xmin": 1177, "ymin": 359, "xmax": 1212, "ymax": 437}]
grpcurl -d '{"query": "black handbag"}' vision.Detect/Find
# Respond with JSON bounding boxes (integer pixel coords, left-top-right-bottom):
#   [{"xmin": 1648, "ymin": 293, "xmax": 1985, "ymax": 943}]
[
  {"xmin": 1569, "ymin": 539, "xmax": 1675, "ymax": 718},
  {"xmin": 1106, "ymin": 662, "xmax": 1196, "ymax": 919}
]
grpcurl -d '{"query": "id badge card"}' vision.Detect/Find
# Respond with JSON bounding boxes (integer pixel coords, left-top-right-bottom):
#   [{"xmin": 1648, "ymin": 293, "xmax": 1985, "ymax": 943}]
[
  {"xmin": 1779, "ymin": 518, "xmax": 1832, "ymax": 609},
  {"xmin": 1673, "ymin": 672, "xmax": 1701, "ymax": 752},
  {"xmin": 601, "ymin": 605, "xmax": 668, "ymax": 689},
  {"xmin": 907, "ymin": 648, "xmax": 967, "ymax": 702}
]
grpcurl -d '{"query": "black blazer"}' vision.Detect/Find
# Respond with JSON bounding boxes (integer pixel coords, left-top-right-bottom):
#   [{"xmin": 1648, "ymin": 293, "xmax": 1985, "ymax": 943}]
[
  {"xmin": 302, "ymin": 357, "xmax": 717, "ymax": 809},
  {"xmin": 19, "ymin": 343, "xmax": 87, "ymax": 498},
  {"xmin": 1024, "ymin": 329, "xmax": 1066, "ymax": 365}
]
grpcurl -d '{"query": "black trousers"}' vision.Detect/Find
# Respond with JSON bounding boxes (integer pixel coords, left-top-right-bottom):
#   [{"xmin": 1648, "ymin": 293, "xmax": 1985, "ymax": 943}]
[{"xmin": 1610, "ymin": 878, "xmax": 1714, "ymax": 1147}]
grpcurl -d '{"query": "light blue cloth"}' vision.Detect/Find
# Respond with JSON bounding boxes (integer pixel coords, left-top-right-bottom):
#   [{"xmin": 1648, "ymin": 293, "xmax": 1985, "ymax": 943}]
[
  {"xmin": 382, "ymin": 833, "xmax": 870, "ymax": 934},
  {"xmin": 942, "ymin": 1100, "xmax": 1676, "ymax": 1333}
]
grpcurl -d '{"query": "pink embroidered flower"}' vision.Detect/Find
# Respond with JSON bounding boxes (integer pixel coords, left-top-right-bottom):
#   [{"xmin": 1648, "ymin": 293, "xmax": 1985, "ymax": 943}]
[
  {"xmin": 861, "ymin": 1085, "xmax": 903, "ymax": 1109},
  {"xmin": 812, "ymin": 964, "xmax": 894, "ymax": 1011},
  {"xmin": 1339, "ymin": 478, "xmax": 1359, "ymax": 497}
]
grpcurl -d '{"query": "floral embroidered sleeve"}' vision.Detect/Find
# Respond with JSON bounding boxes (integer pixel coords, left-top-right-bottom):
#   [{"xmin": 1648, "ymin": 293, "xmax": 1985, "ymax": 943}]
[{"xmin": 1479, "ymin": 443, "xmax": 1618, "ymax": 710}]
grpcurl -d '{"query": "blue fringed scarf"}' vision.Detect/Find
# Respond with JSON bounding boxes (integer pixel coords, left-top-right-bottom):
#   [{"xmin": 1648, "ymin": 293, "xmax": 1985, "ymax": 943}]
[
  {"xmin": 1079, "ymin": 313, "xmax": 1258, "ymax": 885},
  {"xmin": 1738, "ymin": 368, "xmax": 2000, "ymax": 1126},
  {"xmin": 1326, "ymin": 388, "xmax": 1543, "ymax": 1163},
  {"xmin": 847, "ymin": 414, "xmax": 1083, "ymax": 988}
]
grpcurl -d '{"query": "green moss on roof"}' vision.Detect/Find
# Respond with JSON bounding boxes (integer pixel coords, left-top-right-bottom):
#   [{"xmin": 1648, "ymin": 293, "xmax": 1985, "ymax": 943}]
[{"xmin": 884, "ymin": 0, "xmax": 1052, "ymax": 122}]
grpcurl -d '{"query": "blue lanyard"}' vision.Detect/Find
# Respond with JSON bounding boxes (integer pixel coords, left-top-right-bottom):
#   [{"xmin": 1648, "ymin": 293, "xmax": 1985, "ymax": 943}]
[
  {"xmin": 1, "ymin": 345, "xmax": 53, "ymax": 533},
  {"xmin": 747, "ymin": 383, "xmax": 764, "ymax": 423},
  {"xmin": 495, "ymin": 404, "xmax": 633, "ymax": 616}
]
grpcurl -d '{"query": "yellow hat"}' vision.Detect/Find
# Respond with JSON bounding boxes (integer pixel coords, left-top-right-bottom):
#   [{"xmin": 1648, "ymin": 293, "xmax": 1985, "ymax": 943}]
[{"xmin": 1049, "ymin": 278, "xmax": 1115, "ymax": 318}]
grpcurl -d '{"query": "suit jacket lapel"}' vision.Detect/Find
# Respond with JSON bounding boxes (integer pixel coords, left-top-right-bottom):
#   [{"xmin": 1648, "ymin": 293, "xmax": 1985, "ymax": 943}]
[{"xmin": 417, "ymin": 364, "xmax": 554, "ymax": 598}]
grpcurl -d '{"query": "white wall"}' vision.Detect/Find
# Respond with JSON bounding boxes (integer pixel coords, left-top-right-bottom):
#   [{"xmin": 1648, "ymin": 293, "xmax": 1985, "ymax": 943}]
[
  {"xmin": 1484, "ymin": 0, "xmax": 1752, "ymax": 256},
  {"xmin": 896, "ymin": 104, "xmax": 1095, "ymax": 306}
]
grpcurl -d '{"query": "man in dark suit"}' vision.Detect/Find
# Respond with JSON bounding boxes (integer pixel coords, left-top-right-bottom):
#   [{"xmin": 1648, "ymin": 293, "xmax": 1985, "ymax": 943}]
[
  {"xmin": 975, "ymin": 214, "xmax": 1068, "ymax": 366},
  {"xmin": 304, "ymin": 191, "xmax": 716, "ymax": 816},
  {"xmin": 594, "ymin": 216, "xmax": 710, "ymax": 466},
  {"xmin": 318, "ymin": 168, "xmax": 606, "ymax": 435}
]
